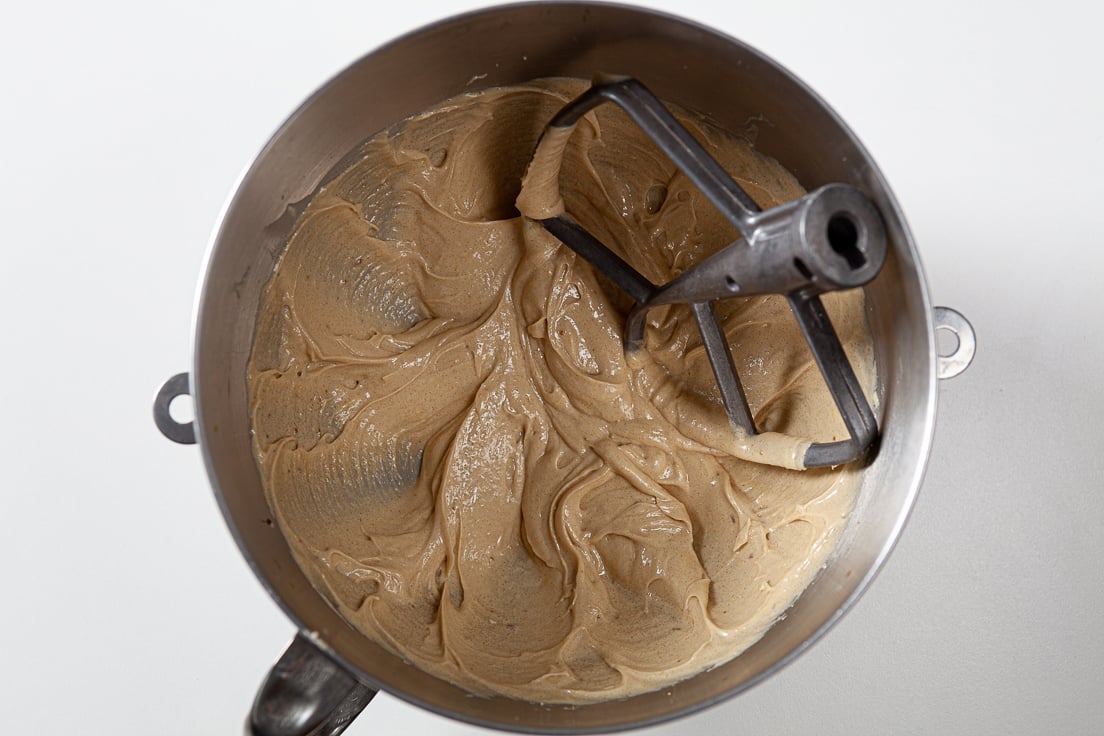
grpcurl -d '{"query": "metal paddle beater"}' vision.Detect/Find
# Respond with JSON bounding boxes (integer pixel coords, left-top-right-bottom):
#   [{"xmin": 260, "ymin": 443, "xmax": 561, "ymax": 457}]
[{"xmin": 525, "ymin": 77, "xmax": 888, "ymax": 468}]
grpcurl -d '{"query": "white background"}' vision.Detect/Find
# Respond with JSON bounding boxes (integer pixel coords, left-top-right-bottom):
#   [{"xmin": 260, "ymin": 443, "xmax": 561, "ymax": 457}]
[{"xmin": 3, "ymin": 1, "xmax": 1102, "ymax": 734}]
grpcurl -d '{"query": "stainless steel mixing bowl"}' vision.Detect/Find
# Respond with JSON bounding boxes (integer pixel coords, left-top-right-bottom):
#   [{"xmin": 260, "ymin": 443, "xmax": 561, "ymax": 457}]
[{"xmin": 154, "ymin": 3, "xmax": 975, "ymax": 733}]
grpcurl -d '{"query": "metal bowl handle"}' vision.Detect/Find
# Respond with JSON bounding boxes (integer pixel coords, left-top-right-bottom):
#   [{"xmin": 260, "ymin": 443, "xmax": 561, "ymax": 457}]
[
  {"xmin": 153, "ymin": 372, "xmax": 196, "ymax": 445},
  {"xmin": 933, "ymin": 307, "xmax": 976, "ymax": 379},
  {"xmin": 248, "ymin": 633, "xmax": 376, "ymax": 736}
]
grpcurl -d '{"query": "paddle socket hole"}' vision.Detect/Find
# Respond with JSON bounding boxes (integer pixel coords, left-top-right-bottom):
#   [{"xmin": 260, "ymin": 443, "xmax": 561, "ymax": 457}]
[{"xmin": 827, "ymin": 213, "xmax": 865, "ymax": 269}]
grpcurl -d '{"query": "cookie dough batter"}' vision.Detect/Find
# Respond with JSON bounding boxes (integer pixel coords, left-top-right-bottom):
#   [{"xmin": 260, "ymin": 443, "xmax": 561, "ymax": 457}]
[{"xmin": 247, "ymin": 78, "xmax": 875, "ymax": 703}]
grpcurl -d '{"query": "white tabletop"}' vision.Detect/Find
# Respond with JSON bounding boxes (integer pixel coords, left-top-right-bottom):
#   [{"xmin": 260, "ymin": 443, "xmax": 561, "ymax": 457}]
[{"xmin": 3, "ymin": 1, "xmax": 1101, "ymax": 734}]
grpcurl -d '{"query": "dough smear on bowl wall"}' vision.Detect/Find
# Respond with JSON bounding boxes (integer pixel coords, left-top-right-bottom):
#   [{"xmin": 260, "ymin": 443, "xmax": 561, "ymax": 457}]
[{"xmin": 246, "ymin": 77, "xmax": 876, "ymax": 704}]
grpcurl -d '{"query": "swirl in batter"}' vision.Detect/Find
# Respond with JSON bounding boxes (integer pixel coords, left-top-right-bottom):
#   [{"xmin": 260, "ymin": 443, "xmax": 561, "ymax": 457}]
[{"xmin": 247, "ymin": 78, "xmax": 875, "ymax": 703}]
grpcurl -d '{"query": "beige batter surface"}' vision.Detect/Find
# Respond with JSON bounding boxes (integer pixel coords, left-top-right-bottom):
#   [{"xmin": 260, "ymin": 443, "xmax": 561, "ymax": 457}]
[{"xmin": 247, "ymin": 78, "xmax": 875, "ymax": 703}]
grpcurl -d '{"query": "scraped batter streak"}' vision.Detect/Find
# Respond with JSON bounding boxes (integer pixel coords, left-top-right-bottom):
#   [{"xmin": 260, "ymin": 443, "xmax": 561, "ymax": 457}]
[{"xmin": 247, "ymin": 78, "xmax": 875, "ymax": 703}]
